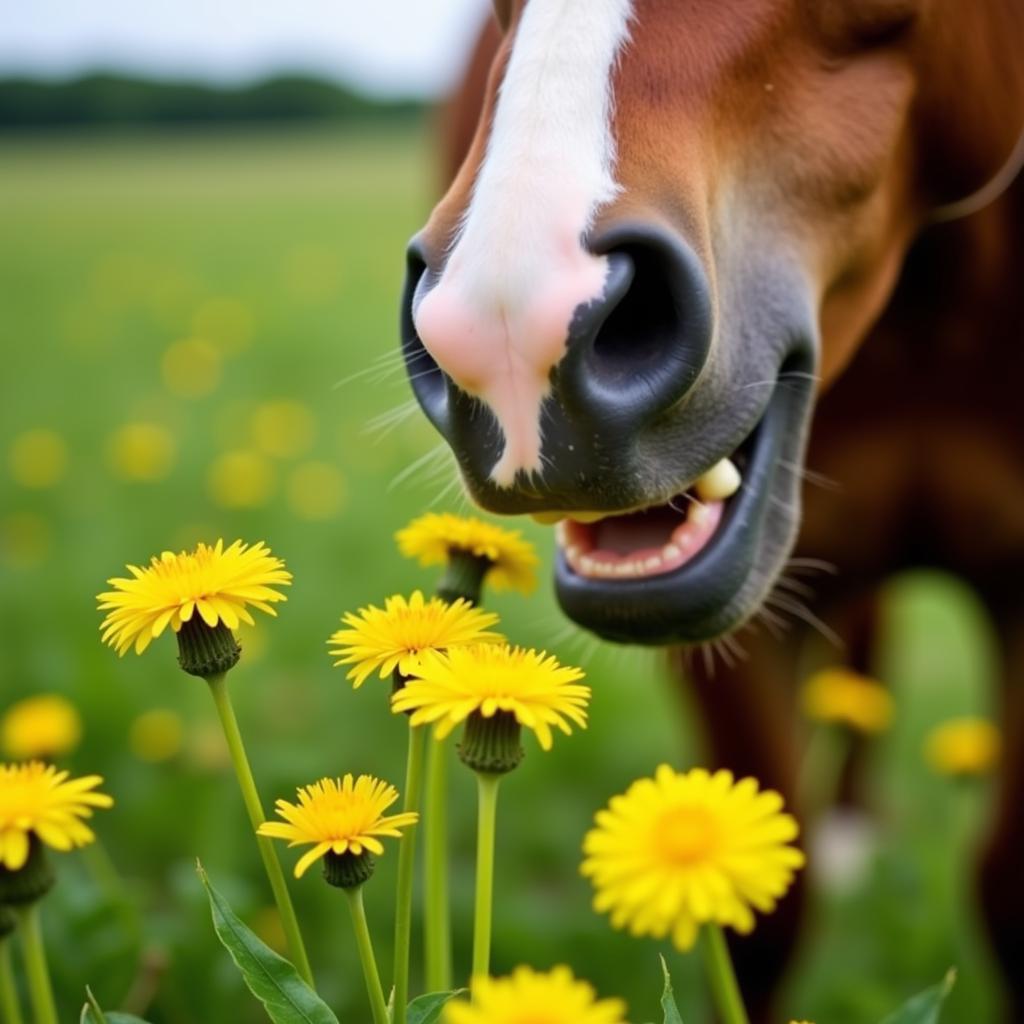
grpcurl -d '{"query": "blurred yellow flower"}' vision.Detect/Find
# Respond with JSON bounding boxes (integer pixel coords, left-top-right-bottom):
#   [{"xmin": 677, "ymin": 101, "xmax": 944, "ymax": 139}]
[
  {"xmin": 0, "ymin": 762, "xmax": 112, "ymax": 870},
  {"xmin": 129, "ymin": 709, "xmax": 184, "ymax": 763},
  {"xmin": 393, "ymin": 644, "xmax": 589, "ymax": 750},
  {"xmin": 258, "ymin": 774, "xmax": 418, "ymax": 879},
  {"xmin": 581, "ymin": 765, "xmax": 805, "ymax": 951},
  {"xmin": 98, "ymin": 538, "xmax": 291, "ymax": 656},
  {"xmin": 250, "ymin": 400, "xmax": 316, "ymax": 459},
  {"xmin": 801, "ymin": 667, "xmax": 894, "ymax": 734},
  {"xmin": 286, "ymin": 461, "xmax": 346, "ymax": 521},
  {"xmin": 445, "ymin": 966, "xmax": 627, "ymax": 1024},
  {"xmin": 106, "ymin": 422, "xmax": 177, "ymax": 482},
  {"xmin": 396, "ymin": 513, "xmax": 539, "ymax": 595},
  {"xmin": 207, "ymin": 450, "xmax": 276, "ymax": 508},
  {"xmin": 924, "ymin": 717, "xmax": 1000, "ymax": 778},
  {"xmin": 2, "ymin": 695, "xmax": 82, "ymax": 761},
  {"xmin": 328, "ymin": 591, "xmax": 502, "ymax": 688},
  {"xmin": 161, "ymin": 337, "xmax": 221, "ymax": 398},
  {"xmin": 8, "ymin": 429, "xmax": 68, "ymax": 489},
  {"xmin": 0, "ymin": 513, "xmax": 51, "ymax": 569},
  {"xmin": 192, "ymin": 296, "xmax": 254, "ymax": 355}
]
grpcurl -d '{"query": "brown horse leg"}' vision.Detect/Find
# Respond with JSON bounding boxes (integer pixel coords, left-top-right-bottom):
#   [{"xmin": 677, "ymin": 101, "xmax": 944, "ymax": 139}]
[
  {"xmin": 671, "ymin": 625, "xmax": 805, "ymax": 1024},
  {"xmin": 976, "ymin": 599, "xmax": 1024, "ymax": 1023}
]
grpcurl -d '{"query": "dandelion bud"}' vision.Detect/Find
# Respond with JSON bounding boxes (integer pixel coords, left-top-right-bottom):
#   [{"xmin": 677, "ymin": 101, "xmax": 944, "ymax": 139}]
[
  {"xmin": 176, "ymin": 617, "xmax": 242, "ymax": 678},
  {"xmin": 0, "ymin": 837, "xmax": 55, "ymax": 907},
  {"xmin": 458, "ymin": 710, "xmax": 524, "ymax": 776},
  {"xmin": 322, "ymin": 850, "xmax": 376, "ymax": 890}
]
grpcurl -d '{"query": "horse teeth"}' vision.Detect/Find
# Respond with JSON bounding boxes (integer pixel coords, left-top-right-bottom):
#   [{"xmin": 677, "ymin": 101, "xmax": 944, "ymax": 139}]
[
  {"xmin": 688, "ymin": 503, "xmax": 711, "ymax": 527},
  {"xmin": 567, "ymin": 511, "xmax": 606, "ymax": 523},
  {"xmin": 694, "ymin": 458, "xmax": 741, "ymax": 501},
  {"xmin": 663, "ymin": 544, "xmax": 681, "ymax": 560}
]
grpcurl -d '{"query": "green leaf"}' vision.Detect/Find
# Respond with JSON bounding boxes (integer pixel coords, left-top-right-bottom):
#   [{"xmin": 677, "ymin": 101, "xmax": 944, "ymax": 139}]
[
  {"xmin": 80, "ymin": 988, "xmax": 153, "ymax": 1024},
  {"xmin": 880, "ymin": 969, "xmax": 957, "ymax": 1024},
  {"xmin": 197, "ymin": 863, "xmax": 339, "ymax": 1024},
  {"xmin": 407, "ymin": 989, "xmax": 467, "ymax": 1024},
  {"xmin": 659, "ymin": 956, "xmax": 685, "ymax": 1024}
]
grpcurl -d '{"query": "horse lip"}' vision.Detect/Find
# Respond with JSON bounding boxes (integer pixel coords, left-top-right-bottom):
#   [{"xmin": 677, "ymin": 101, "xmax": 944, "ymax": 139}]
[{"xmin": 552, "ymin": 351, "xmax": 816, "ymax": 645}]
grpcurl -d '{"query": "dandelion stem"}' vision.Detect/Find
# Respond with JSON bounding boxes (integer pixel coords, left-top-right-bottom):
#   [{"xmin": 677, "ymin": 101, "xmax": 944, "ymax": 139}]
[
  {"xmin": 346, "ymin": 887, "xmax": 390, "ymax": 1024},
  {"xmin": 205, "ymin": 672, "xmax": 314, "ymax": 988},
  {"xmin": 799, "ymin": 723, "xmax": 849, "ymax": 817},
  {"xmin": 393, "ymin": 723, "xmax": 426, "ymax": 1024},
  {"xmin": 423, "ymin": 736, "xmax": 452, "ymax": 991},
  {"xmin": 17, "ymin": 905, "xmax": 56, "ymax": 1024},
  {"xmin": 472, "ymin": 773, "xmax": 501, "ymax": 980},
  {"xmin": 0, "ymin": 937, "xmax": 24, "ymax": 1024},
  {"xmin": 700, "ymin": 923, "xmax": 750, "ymax": 1024}
]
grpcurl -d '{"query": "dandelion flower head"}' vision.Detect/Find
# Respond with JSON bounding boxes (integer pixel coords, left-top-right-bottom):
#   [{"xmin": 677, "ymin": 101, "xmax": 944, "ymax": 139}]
[
  {"xmin": 444, "ymin": 965, "xmax": 628, "ymax": 1024},
  {"xmin": 98, "ymin": 539, "xmax": 291, "ymax": 656},
  {"xmin": 925, "ymin": 717, "xmax": 1000, "ymax": 777},
  {"xmin": 328, "ymin": 591, "xmax": 502, "ymax": 687},
  {"xmin": 393, "ymin": 644, "xmax": 589, "ymax": 750},
  {"xmin": 0, "ymin": 762, "xmax": 113, "ymax": 870},
  {"xmin": 2, "ymin": 695, "xmax": 82, "ymax": 760},
  {"xmin": 257, "ymin": 774, "xmax": 418, "ymax": 878},
  {"xmin": 396, "ymin": 513, "xmax": 539, "ymax": 594},
  {"xmin": 801, "ymin": 667, "xmax": 894, "ymax": 733},
  {"xmin": 582, "ymin": 765, "xmax": 805, "ymax": 951}
]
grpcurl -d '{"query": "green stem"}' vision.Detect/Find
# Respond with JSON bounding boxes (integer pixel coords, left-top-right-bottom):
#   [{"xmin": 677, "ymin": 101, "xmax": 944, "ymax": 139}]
[
  {"xmin": 205, "ymin": 673, "xmax": 314, "ymax": 988},
  {"xmin": 345, "ymin": 887, "xmax": 390, "ymax": 1024},
  {"xmin": 699, "ymin": 923, "xmax": 750, "ymax": 1024},
  {"xmin": 423, "ymin": 737, "xmax": 452, "ymax": 991},
  {"xmin": 0, "ymin": 938, "xmax": 24, "ymax": 1024},
  {"xmin": 17, "ymin": 906, "xmax": 56, "ymax": 1024},
  {"xmin": 393, "ymin": 724, "xmax": 426, "ymax": 1024},
  {"xmin": 471, "ymin": 773, "xmax": 501, "ymax": 980},
  {"xmin": 799, "ymin": 723, "xmax": 849, "ymax": 818}
]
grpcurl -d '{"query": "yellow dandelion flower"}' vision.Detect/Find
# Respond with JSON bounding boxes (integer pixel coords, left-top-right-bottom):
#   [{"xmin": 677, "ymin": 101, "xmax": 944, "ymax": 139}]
[
  {"xmin": 445, "ymin": 965, "xmax": 628, "ymax": 1024},
  {"xmin": 396, "ymin": 513, "xmax": 539, "ymax": 595},
  {"xmin": 207, "ymin": 450, "xmax": 276, "ymax": 508},
  {"xmin": 0, "ymin": 762, "xmax": 113, "ymax": 870},
  {"xmin": 393, "ymin": 644, "xmax": 589, "ymax": 751},
  {"xmin": 106, "ymin": 422, "xmax": 177, "ymax": 482},
  {"xmin": 9, "ymin": 429, "xmax": 69, "ymax": 489},
  {"xmin": 924, "ymin": 717, "xmax": 1000, "ymax": 778},
  {"xmin": 328, "ymin": 591, "xmax": 503, "ymax": 688},
  {"xmin": 258, "ymin": 774, "xmax": 418, "ymax": 879},
  {"xmin": 581, "ymin": 765, "xmax": 805, "ymax": 951},
  {"xmin": 129, "ymin": 709, "xmax": 184, "ymax": 763},
  {"xmin": 97, "ymin": 538, "xmax": 291, "ymax": 656},
  {"xmin": 801, "ymin": 667, "xmax": 894, "ymax": 734},
  {"xmin": 2, "ymin": 695, "xmax": 82, "ymax": 761}
]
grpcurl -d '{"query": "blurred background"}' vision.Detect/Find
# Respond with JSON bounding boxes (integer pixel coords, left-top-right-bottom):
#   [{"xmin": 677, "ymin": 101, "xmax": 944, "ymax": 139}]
[{"xmin": 0, "ymin": 2, "xmax": 1006, "ymax": 1021}]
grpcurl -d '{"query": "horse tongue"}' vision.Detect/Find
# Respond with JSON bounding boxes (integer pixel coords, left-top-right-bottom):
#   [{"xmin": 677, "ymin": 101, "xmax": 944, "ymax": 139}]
[{"xmin": 593, "ymin": 505, "xmax": 683, "ymax": 555}]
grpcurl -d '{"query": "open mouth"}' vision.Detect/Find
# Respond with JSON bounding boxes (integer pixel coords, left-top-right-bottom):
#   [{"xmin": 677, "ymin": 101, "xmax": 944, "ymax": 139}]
[
  {"xmin": 550, "ymin": 358, "xmax": 815, "ymax": 645},
  {"xmin": 551, "ymin": 456, "xmax": 741, "ymax": 581}
]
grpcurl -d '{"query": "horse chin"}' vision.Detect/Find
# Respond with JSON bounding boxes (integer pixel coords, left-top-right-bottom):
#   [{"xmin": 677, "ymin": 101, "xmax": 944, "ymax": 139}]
[{"xmin": 551, "ymin": 356, "xmax": 815, "ymax": 646}]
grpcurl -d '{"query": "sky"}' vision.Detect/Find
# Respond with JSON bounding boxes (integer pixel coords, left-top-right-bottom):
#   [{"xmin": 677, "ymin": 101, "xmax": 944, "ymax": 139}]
[{"xmin": 0, "ymin": 0, "xmax": 491, "ymax": 98}]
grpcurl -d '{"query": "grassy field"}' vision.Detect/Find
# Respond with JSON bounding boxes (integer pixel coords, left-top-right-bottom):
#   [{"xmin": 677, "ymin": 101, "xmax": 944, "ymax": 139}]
[{"xmin": 0, "ymin": 126, "xmax": 1006, "ymax": 1022}]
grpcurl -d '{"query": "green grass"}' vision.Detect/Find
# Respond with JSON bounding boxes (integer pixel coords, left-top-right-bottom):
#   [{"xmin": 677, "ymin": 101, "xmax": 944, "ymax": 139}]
[{"xmin": 0, "ymin": 126, "xmax": 1005, "ymax": 1022}]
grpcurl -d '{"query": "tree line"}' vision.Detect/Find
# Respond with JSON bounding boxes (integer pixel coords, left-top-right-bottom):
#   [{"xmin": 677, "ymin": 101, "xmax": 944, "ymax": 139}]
[{"xmin": 0, "ymin": 73, "xmax": 425, "ymax": 129}]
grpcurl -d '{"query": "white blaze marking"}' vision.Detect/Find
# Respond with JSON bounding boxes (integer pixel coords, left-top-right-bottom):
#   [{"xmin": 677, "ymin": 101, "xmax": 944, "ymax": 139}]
[{"xmin": 413, "ymin": 0, "xmax": 633, "ymax": 486}]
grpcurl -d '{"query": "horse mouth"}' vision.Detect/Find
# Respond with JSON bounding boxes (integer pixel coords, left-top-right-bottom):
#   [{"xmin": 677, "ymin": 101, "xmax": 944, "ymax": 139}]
[
  {"xmin": 554, "ymin": 476, "xmax": 731, "ymax": 581},
  {"xmin": 550, "ymin": 363, "xmax": 812, "ymax": 645}
]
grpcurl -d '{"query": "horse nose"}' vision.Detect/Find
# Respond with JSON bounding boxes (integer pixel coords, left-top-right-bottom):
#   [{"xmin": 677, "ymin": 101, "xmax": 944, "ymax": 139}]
[
  {"xmin": 557, "ymin": 224, "xmax": 713, "ymax": 427},
  {"xmin": 399, "ymin": 222, "xmax": 713, "ymax": 489}
]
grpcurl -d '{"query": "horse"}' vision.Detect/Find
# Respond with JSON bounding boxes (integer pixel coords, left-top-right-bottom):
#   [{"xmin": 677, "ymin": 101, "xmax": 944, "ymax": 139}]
[{"xmin": 399, "ymin": 2, "xmax": 1024, "ymax": 1018}]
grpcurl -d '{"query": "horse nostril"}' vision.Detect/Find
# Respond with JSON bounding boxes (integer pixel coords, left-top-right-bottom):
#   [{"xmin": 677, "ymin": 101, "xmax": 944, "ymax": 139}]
[
  {"xmin": 400, "ymin": 240, "xmax": 449, "ymax": 433},
  {"xmin": 562, "ymin": 225, "xmax": 713, "ymax": 421}
]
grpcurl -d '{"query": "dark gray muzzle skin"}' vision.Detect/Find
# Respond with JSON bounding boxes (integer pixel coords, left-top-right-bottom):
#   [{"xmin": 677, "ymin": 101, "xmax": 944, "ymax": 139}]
[{"xmin": 401, "ymin": 220, "xmax": 819, "ymax": 645}]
